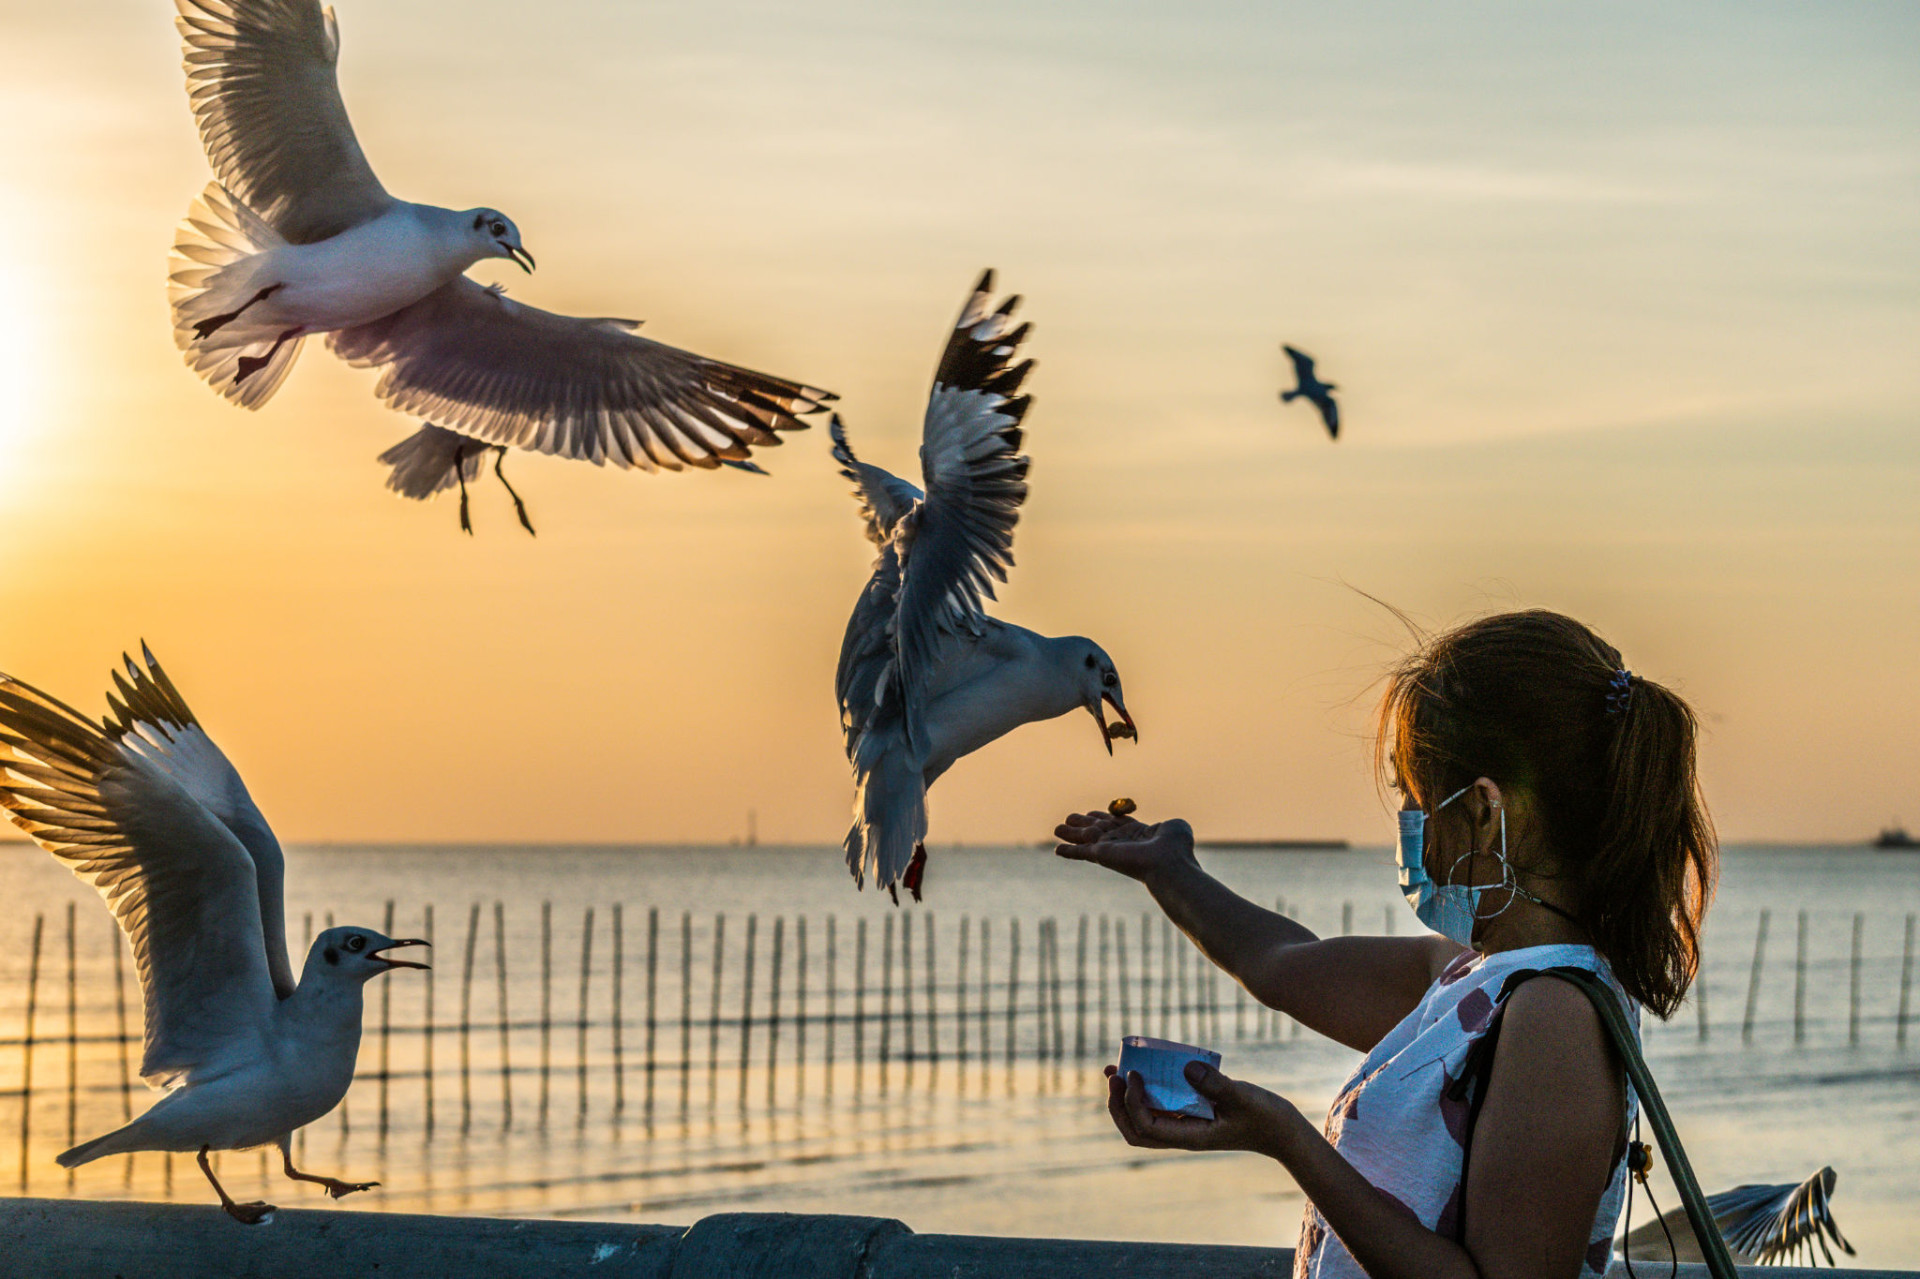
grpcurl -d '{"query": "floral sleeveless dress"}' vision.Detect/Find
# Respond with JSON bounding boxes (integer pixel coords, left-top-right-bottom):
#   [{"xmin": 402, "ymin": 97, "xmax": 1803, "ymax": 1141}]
[{"xmin": 1293, "ymin": 944, "xmax": 1639, "ymax": 1277}]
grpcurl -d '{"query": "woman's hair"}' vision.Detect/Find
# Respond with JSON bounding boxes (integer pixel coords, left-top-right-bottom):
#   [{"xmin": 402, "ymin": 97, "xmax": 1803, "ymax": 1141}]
[{"xmin": 1375, "ymin": 609, "xmax": 1716, "ymax": 1017}]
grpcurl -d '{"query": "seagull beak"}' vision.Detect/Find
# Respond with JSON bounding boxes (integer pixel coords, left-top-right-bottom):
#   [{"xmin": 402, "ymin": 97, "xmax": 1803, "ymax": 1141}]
[
  {"xmin": 1094, "ymin": 692, "xmax": 1137, "ymax": 755},
  {"xmin": 507, "ymin": 244, "xmax": 535, "ymax": 273},
  {"xmin": 375, "ymin": 939, "xmax": 431, "ymax": 971}
]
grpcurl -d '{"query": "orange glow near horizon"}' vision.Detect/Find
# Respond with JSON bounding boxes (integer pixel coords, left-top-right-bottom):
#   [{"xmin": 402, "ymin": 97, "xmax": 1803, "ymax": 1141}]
[{"xmin": 0, "ymin": 2, "xmax": 1914, "ymax": 848}]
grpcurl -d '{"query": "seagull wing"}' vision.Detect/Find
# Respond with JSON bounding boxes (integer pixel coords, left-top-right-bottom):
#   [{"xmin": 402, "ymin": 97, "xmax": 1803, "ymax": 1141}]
[
  {"xmin": 177, "ymin": 0, "xmax": 394, "ymax": 244},
  {"xmin": 829, "ymin": 413, "xmax": 923, "ymax": 548},
  {"xmin": 329, "ymin": 277, "xmax": 831, "ymax": 472},
  {"xmin": 1712, "ymin": 1167, "xmax": 1853, "ymax": 1266},
  {"xmin": 1283, "ymin": 345, "xmax": 1318, "ymax": 384},
  {"xmin": 0, "ymin": 671, "xmax": 279, "ymax": 1086},
  {"xmin": 830, "ymin": 413, "xmax": 926, "ymax": 757},
  {"xmin": 1313, "ymin": 390, "xmax": 1339, "ymax": 438},
  {"xmin": 890, "ymin": 270, "xmax": 1033, "ymax": 743},
  {"xmin": 103, "ymin": 648, "xmax": 297, "ymax": 1000}
]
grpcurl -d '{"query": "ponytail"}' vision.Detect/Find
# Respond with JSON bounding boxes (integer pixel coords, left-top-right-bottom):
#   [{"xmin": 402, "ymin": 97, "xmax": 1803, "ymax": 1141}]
[{"xmin": 1377, "ymin": 610, "xmax": 1718, "ymax": 1017}]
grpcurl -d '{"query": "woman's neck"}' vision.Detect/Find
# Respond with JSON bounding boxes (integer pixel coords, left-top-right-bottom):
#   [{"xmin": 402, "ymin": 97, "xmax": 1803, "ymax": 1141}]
[{"xmin": 1473, "ymin": 880, "xmax": 1588, "ymax": 954}]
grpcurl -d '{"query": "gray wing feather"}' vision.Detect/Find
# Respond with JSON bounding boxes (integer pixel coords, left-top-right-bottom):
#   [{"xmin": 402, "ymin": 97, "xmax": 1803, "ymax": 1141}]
[
  {"xmin": 0, "ymin": 671, "xmax": 279, "ymax": 1085},
  {"xmin": 829, "ymin": 413, "xmax": 923, "ymax": 548},
  {"xmin": 177, "ymin": 0, "xmax": 393, "ymax": 244},
  {"xmin": 329, "ymin": 278, "xmax": 831, "ymax": 472},
  {"xmin": 1712, "ymin": 1167, "xmax": 1853, "ymax": 1266},
  {"xmin": 890, "ymin": 270, "xmax": 1033, "ymax": 744}
]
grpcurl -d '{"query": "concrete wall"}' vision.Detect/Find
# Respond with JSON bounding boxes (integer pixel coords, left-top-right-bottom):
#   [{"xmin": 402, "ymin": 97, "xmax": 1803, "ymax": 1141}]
[{"xmin": 0, "ymin": 1199, "xmax": 1907, "ymax": 1279}]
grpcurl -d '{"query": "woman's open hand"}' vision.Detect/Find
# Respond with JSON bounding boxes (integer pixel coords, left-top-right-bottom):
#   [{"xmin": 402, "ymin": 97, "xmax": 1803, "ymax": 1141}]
[
  {"xmin": 1053, "ymin": 811, "xmax": 1197, "ymax": 884},
  {"xmin": 1104, "ymin": 1061, "xmax": 1301, "ymax": 1161}
]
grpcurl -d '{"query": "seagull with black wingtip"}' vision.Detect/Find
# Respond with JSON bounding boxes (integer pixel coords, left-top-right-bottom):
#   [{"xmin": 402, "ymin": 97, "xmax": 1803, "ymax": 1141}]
[
  {"xmin": 1280, "ymin": 344, "xmax": 1340, "ymax": 439},
  {"xmin": 832, "ymin": 271, "xmax": 1138, "ymax": 903},
  {"xmin": 168, "ymin": 0, "xmax": 832, "ymax": 532},
  {"xmin": 0, "ymin": 648, "xmax": 427, "ymax": 1224}
]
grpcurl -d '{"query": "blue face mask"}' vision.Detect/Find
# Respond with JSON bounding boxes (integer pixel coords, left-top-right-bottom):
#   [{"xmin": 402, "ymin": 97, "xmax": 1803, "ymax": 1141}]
[{"xmin": 1395, "ymin": 783, "xmax": 1507, "ymax": 946}]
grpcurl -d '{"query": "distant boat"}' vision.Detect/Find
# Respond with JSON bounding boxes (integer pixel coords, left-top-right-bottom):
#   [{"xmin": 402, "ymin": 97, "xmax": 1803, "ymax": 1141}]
[{"xmin": 1874, "ymin": 823, "xmax": 1917, "ymax": 850}]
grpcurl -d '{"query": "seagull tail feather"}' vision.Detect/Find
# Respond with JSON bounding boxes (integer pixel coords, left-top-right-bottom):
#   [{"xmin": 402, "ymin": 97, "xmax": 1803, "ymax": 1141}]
[
  {"xmin": 57, "ymin": 1121, "xmax": 145, "ymax": 1169},
  {"xmin": 169, "ymin": 182, "xmax": 303, "ymax": 409},
  {"xmin": 845, "ymin": 731, "xmax": 927, "ymax": 895},
  {"xmin": 378, "ymin": 425, "xmax": 487, "ymax": 499}
]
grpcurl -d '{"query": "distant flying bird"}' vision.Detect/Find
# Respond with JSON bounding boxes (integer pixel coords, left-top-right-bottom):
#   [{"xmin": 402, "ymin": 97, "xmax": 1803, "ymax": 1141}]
[
  {"xmin": 168, "ymin": 0, "xmax": 830, "ymax": 531},
  {"xmin": 832, "ymin": 272, "xmax": 1136, "ymax": 903},
  {"xmin": 0, "ymin": 649, "xmax": 428, "ymax": 1224},
  {"xmin": 1621, "ymin": 1166, "xmax": 1854, "ymax": 1268},
  {"xmin": 1280, "ymin": 345, "xmax": 1339, "ymax": 439}
]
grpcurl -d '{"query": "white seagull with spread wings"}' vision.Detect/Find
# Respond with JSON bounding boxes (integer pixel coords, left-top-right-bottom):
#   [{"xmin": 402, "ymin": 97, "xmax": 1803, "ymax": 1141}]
[
  {"xmin": 832, "ymin": 272, "xmax": 1137, "ymax": 903},
  {"xmin": 168, "ymin": 0, "xmax": 830, "ymax": 531},
  {"xmin": 0, "ymin": 649, "xmax": 427, "ymax": 1224}
]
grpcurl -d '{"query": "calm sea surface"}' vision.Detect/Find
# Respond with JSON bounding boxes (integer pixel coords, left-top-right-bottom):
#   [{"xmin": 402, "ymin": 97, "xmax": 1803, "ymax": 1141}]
[{"xmin": 1, "ymin": 842, "xmax": 1915, "ymax": 1265}]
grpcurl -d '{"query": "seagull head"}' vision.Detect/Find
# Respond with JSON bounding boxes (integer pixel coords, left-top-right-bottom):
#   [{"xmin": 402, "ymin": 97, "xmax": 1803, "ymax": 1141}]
[
  {"xmin": 467, "ymin": 208, "xmax": 534, "ymax": 273},
  {"xmin": 1065, "ymin": 638, "xmax": 1136, "ymax": 754},
  {"xmin": 307, "ymin": 926, "xmax": 431, "ymax": 985}
]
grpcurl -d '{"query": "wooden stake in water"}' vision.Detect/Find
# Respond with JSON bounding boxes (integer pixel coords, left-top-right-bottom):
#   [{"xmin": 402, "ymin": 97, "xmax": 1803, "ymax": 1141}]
[
  {"xmin": 612, "ymin": 903, "xmax": 626, "ymax": 1117},
  {"xmin": 643, "ymin": 905, "xmax": 661, "ymax": 1117},
  {"xmin": 1098, "ymin": 915, "xmax": 1110, "ymax": 1050},
  {"xmin": 379, "ymin": 900, "xmax": 394, "ymax": 1141},
  {"xmin": 1899, "ymin": 914, "xmax": 1915, "ymax": 1049},
  {"xmin": 795, "ymin": 916, "xmax": 808, "ymax": 1096},
  {"xmin": 64, "ymin": 902, "xmax": 76, "ymax": 1166},
  {"xmin": 1075, "ymin": 915, "xmax": 1089, "ymax": 1060},
  {"xmin": 1050, "ymin": 921, "xmax": 1066, "ymax": 1063},
  {"xmin": 1116, "ymin": 918, "xmax": 1130, "ymax": 1034},
  {"xmin": 767, "ymin": 917, "xmax": 784, "ymax": 1105},
  {"xmin": 1032, "ymin": 922, "xmax": 1049, "ymax": 1063},
  {"xmin": 16, "ymin": 913, "xmax": 43, "ymax": 1188},
  {"xmin": 978, "ymin": 918, "xmax": 991, "ymax": 1065},
  {"xmin": 957, "ymin": 916, "xmax": 971, "ymax": 1070},
  {"xmin": 825, "ymin": 915, "xmax": 838, "ymax": 1086},
  {"xmin": 707, "ymin": 914, "xmax": 726, "ymax": 1105},
  {"xmin": 1005, "ymin": 918, "xmax": 1021, "ymax": 1072},
  {"xmin": 111, "ymin": 920, "xmax": 132, "ymax": 1121},
  {"xmin": 1741, "ymin": 908, "xmax": 1769, "ymax": 1044},
  {"xmin": 900, "ymin": 913, "xmax": 914, "ymax": 1070},
  {"xmin": 577, "ymin": 907, "xmax": 595, "ymax": 1123},
  {"xmin": 923, "ymin": 913, "xmax": 938, "ymax": 1068},
  {"xmin": 493, "ymin": 902, "xmax": 513, "ymax": 1128},
  {"xmin": 739, "ymin": 915, "xmax": 758, "ymax": 1099},
  {"xmin": 1160, "ymin": 918, "xmax": 1173, "ymax": 1039},
  {"xmin": 459, "ymin": 902, "xmax": 480, "ymax": 1134},
  {"xmin": 1695, "ymin": 943, "xmax": 1709, "ymax": 1042},
  {"xmin": 1174, "ymin": 929, "xmax": 1189, "ymax": 1044},
  {"xmin": 679, "ymin": 912, "xmax": 692, "ymax": 1113},
  {"xmin": 1793, "ymin": 909, "xmax": 1808, "ymax": 1046},
  {"xmin": 879, "ymin": 915, "xmax": 894, "ymax": 1076},
  {"xmin": 539, "ymin": 901, "xmax": 553, "ymax": 1126},
  {"xmin": 854, "ymin": 917, "xmax": 868, "ymax": 1084},
  {"xmin": 1138, "ymin": 912, "xmax": 1152, "ymax": 1034},
  {"xmin": 1341, "ymin": 901, "xmax": 1353, "ymax": 936},
  {"xmin": 1849, "ymin": 913, "xmax": 1863, "ymax": 1048},
  {"xmin": 423, "ymin": 904, "xmax": 436, "ymax": 1137}
]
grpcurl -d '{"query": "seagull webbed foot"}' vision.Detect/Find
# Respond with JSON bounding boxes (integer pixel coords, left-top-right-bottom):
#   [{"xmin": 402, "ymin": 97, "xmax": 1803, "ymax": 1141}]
[
  {"xmin": 222, "ymin": 1198, "xmax": 277, "ymax": 1225},
  {"xmin": 902, "ymin": 844, "xmax": 928, "ymax": 903}
]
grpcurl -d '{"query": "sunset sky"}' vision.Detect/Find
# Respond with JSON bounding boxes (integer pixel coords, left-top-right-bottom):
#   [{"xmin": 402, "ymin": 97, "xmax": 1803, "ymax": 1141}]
[{"xmin": 0, "ymin": 0, "xmax": 1913, "ymax": 847}]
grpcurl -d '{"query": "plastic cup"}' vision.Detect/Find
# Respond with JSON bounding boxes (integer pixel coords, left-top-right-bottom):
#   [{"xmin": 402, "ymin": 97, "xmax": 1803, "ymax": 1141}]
[{"xmin": 1115, "ymin": 1035, "xmax": 1222, "ymax": 1119}]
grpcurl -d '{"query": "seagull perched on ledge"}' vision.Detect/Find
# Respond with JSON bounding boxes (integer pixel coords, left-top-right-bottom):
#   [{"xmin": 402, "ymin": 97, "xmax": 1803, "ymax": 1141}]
[
  {"xmin": 168, "ymin": 0, "xmax": 830, "ymax": 531},
  {"xmin": 0, "ymin": 648, "xmax": 427, "ymax": 1224},
  {"xmin": 833, "ymin": 271, "xmax": 1136, "ymax": 903}
]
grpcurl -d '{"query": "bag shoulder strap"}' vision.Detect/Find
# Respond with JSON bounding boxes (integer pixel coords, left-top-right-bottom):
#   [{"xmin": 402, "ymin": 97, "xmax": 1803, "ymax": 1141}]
[{"xmin": 1452, "ymin": 965, "xmax": 1739, "ymax": 1279}]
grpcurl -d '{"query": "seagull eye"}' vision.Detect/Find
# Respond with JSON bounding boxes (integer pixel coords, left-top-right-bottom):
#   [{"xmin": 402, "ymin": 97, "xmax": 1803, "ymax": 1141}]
[
  {"xmin": 490, "ymin": 222, "xmax": 506, "ymax": 237},
  {"xmin": 1102, "ymin": 671, "xmax": 1117, "ymax": 688},
  {"xmin": 345, "ymin": 935, "xmax": 366, "ymax": 953}
]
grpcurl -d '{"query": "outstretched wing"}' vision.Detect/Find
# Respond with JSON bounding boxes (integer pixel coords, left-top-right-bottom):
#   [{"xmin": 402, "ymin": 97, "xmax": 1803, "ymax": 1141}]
[
  {"xmin": 1283, "ymin": 344, "xmax": 1318, "ymax": 384},
  {"xmin": 103, "ymin": 648, "xmax": 296, "ymax": 1000},
  {"xmin": 177, "ymin": 0, "xmax": 394, "ymax": 244},
  {"xmin": 330, "ymin": 278, "xmax": 831, "ymax": 473},
  {"xmin": 829, "ymin": 413, "xmax": 923, "ymax": 548},
  {"xmin": 890, "ymin": 270, "xmax": 1033, "ymax": 742},
  {"xmin": 1713, "ymin": 1167, "xmax": 1854, "ymax": 1266},
  {"xmin": 0, "ymin": 667, "xmax": 279, "ymax": 1085},
  {"xmin": 1315, "ymin": 391, "xmax": 1340, "ymax": 438}
]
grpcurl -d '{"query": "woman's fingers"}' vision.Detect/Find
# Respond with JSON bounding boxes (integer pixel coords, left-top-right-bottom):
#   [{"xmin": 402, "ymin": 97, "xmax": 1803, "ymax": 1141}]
[{"xmin": 1107, "ymin": 1071, "xmax": 1161, "ymax": 1147}]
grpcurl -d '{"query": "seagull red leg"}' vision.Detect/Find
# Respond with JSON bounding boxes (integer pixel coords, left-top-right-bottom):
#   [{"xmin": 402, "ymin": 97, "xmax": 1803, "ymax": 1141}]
[
  {"xmin": 902, "ymin": 844, "xmax": 928, "ymax": 903},
  {"xmin": 198, "ymin": 1146, "xmax": 274, "ymax": 1225}
]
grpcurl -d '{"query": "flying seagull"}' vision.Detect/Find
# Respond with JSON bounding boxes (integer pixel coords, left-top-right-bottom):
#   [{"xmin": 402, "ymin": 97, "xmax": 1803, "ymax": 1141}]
[
  {"xmin": 1621, "ymin": 1166, "xmax": 1854, "ymax": 1268},
  {"xmin": 1280, "ymin": 345, "xmax": 1339, "ymax": 439},
  {"xmin": 833, "ymin": 271, "xmax": 1137, "ymax": 903},
  {"xmin": 0, "ymin": 648, "xmax": 428, "ymax": 1224},
  {"xmin": 168, "ymin": 0, "xmax": 831, "ymax": 531}
]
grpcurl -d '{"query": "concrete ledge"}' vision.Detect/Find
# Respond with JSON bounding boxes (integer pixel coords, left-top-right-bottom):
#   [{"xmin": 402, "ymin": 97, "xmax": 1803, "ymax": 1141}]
[{"xmin": 0, "ymin": 1199, "xmax": 1909, "ymax": 1279}]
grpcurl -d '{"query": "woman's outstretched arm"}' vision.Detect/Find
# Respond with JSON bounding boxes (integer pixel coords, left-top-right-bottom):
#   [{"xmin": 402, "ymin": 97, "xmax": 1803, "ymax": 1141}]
[{"xmin": 1056, "ymin": 809, "xmax": 1459, "ymax": 1051}]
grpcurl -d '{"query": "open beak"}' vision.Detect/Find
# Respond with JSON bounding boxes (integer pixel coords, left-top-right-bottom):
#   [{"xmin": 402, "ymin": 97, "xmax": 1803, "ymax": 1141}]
[
  {"xmin": 1094, "ymin": 692, "xmax": 1137, "ymax": 755},
  {"xmin": 374, "ymin": 939, "xmax": 431, "ymax": 971},
  {"xmin": 506, "ymin": 244, "xmax": 535, "ymax": 273}
]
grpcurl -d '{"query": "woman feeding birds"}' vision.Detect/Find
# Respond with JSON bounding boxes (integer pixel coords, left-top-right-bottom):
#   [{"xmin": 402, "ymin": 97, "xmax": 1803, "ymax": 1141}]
[{"xmin": 1055, "ymin": 609, "xmax": 1717, "ymax": 1279}]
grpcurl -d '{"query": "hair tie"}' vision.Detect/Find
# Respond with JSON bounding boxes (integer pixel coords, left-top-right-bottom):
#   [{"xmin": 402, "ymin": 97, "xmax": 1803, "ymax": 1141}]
[{"xmin": 1606, "ymin": 668, "xmax": 1633, "ymax": 716}]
